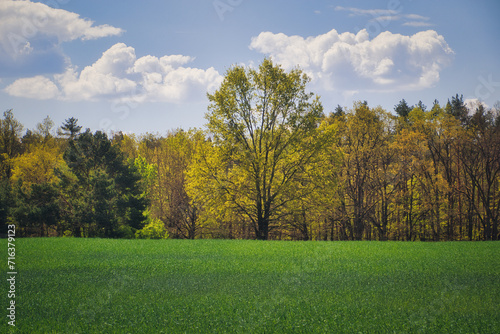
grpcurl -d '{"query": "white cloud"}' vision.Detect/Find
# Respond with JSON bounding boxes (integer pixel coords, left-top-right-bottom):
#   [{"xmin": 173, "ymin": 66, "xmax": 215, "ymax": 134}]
[
  {"xmin": 5, "ymin": 75, "xmax": 59, "ymax": 99},
  {"xmin": 1, "ymin": 0, "xmax": 221, "ymax": 104},
  {"xmin": 52, "ymin": 43, "xmax": 137, "ymax": 101},
  {"xmin": 403, "ymin": 21, "xmax": 434, "ymax": 27},
  {"xmin": 465, "ymin": 98, "xmax": 489, "ymax": 112},
  {"xmin": 334, "ymin": 6, "xmax": 398, "ymax": 17},
  {"xmin": 130, "ymin": 54, "xmax": 194, "ymax": 75},
  {"xmin": 405, "ymin": 14, "xmax": 430, "ymax": 21},
  {"xmin": 249, "ymin": 29, "xmax": 454, "ymax": 92},
  {"xmin": 0, "ymin": 0, "xmax": 123, "ymax": 76},
  {"xmin": 334, "ymin": 6, "xmax": 433, "ymax": 29},
  {"xmin": 5, "ymin": 43, "xmax": 223, "ymax": 103},
  {"xmin": 374, "ymin": 15, "xmax": 402, "ymax": 22},
  {"xmin": 0, "ymin": 0, "xmax": 123, "ymax": 50}
]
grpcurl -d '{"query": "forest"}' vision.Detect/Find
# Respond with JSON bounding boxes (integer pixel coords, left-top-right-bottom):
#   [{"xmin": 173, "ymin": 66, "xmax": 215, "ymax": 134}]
[{"xmin": 1, "ymin": 60, "xmax": 499, "ymax": 241}]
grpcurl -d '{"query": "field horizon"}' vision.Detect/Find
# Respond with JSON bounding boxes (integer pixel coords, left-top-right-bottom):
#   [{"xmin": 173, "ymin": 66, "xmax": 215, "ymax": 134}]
[{"xmin": 2, "ymin": 238, "xmax": 499, "ymax": 333}]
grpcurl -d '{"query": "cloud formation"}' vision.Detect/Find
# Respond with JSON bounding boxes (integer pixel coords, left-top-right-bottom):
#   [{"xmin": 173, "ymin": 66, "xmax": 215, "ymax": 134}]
[
  {"xmin": 5, "ymin": 43, "xmax": 223, "ymax": 103},
  {"xmin": 334, "ymin": 6, "xmax": 398, "ymax": 17},
  {"xmin": 5, "ymin": 75, "xmax": 59, "ymax": 99},
  {"xmin": 464, "ymin": 98, "xmax": 489, "ymax": 112},
  {"xmin": 250, "ymin": 29, "xmax": 454, "ymax": 92},
  {"xmin": 0, "ymin": 0, "xmax": 123, "ymax": 53},
  {"xmin": 334, "ymin": 6, "xmax": 433, "ymax": 29},
  {"xmin": 403, "ymin": 21, "xmax": 434, "ymax": 27},
  {"xmin": 0, "ymin": 0, "xmax": 123, "ymax": 76}
]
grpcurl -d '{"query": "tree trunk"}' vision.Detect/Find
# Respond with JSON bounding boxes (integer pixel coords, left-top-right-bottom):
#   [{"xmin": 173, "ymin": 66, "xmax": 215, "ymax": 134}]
[{"xmin": 256, "ymin": 215, "xmax": 269, "ymax": 240}]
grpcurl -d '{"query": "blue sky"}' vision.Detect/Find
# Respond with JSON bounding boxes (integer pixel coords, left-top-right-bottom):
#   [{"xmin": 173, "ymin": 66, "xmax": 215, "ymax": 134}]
[{"xmin": 1, "ymin": 0, "xmax": 499, "ymax": 135}]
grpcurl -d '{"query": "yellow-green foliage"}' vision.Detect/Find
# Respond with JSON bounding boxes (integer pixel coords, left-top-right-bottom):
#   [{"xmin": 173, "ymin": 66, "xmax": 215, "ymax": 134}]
[
  {"xmin": 135, "ymin": 217, "xmax": 169, "ymax": 239},
  {"xmin": 11, "ymin": 142, "xmax": 65, "ymax": 190}
]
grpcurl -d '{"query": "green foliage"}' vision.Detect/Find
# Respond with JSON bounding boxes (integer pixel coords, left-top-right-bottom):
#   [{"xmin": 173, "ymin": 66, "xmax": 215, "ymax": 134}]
[
  {"xmin": 11, "ymin": 181, "xmax": 61, "ymax": 236},
  {"xmin": 58, "ymin": 117, "xmax": 82, "ymax": 139},
  {"xmin": 137, "ymin": 129, "xmax": 202, "ymax": 239},
  {"xmin": 0, "ymin": 180, "xmax": 12, "ymax": 234},
  {"xmin": 448, "ymin": 93, "xmax": 469, "ymax": 124},
  {"xmin": 2, "ymin": 92, "xmax": 499, "ymax": 240},
  {"xmin": 135, "ymin": 215, "xmax": 169, "ymax": 239},
  {"xmin": 0, "ymin": 109, "xmax": 23, "ymax": 179},
  {"xmin": 5, "ymin": 238, "xmax": 500, "ymax": 333},
  {"xmin": 36, "ymin": 115, "xmax": 55, "ymax": 140},
  {"xmin": 190, "ymin": 59, "xmax": 334, "ymax": 240},
  {"xmin": 116, "ymin": 224, "xmax": 136, "ymax": 239},
  {"xmin": 60, "ymin": 129, "xmax": 147, "ymax": 237},
  {"xmin": 394, "ymin": 98, "xmax": 412, "ymax": 118},
  {"xmin": 10, "ymin": 138, "xmax": 64, "ymax": 189},
  {"xmin": 134, "ymin": 155, "xmax": 157, "ymax": 185}
]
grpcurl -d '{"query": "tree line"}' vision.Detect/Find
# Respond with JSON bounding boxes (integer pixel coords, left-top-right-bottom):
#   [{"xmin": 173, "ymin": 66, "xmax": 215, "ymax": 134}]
[{"xmin": 1, "ymin": 59, "xmax": 499, "ymax": 240}]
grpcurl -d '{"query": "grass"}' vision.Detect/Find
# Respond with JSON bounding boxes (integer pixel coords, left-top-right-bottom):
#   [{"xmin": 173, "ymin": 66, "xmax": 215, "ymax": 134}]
[{"xmin": 1, "ymin": 238, "xmax": 499, "ymax": 333}]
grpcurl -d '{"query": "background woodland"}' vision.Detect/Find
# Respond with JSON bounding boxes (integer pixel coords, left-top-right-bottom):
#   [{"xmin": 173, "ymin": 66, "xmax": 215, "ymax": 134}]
[{"xmin": 1, "ymin": 61, "xmax": 499, "ymax": 241}]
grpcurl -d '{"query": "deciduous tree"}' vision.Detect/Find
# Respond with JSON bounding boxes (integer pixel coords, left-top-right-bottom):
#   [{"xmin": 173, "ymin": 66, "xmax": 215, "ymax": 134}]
[
  {"xmin": 0, "ymin": 110, "xmax": 23, "ymax": 180},
  {"xmin": 188, "ymin": 59, "xmax": 333, "ymax": 240}
]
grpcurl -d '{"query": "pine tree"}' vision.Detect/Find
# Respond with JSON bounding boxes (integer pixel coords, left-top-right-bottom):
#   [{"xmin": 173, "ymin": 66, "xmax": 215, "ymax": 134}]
[
  {"xmin": 58, "ymin": 117, "xmax": 82, "ymax": 140},
  {"xmin": 394, "ymin": 99, "xmax": 412, "ymax": 118}
]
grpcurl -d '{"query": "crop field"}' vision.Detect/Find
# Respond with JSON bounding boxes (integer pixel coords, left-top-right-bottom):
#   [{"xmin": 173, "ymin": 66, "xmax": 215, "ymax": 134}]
[{"xmin": 1, "ymin": 238, "xmax": 499, "ymax": 333}]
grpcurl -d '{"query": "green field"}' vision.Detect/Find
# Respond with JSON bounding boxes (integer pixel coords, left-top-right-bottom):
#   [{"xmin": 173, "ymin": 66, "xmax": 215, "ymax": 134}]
[{"xmin": 2, "ymin": 239, "xmax": 499, "ymax": 333}]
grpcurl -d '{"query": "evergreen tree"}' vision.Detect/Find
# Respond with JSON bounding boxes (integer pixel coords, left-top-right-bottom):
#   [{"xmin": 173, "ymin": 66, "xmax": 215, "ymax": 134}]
[
  {"xmin": 12, "ymin": 181, "xmax": 60, "ymax": 237},
  {"xmin": 416, "ymin": 100, "xmax": 427, "ymax": 112},
  {"xmin": 449, "ymin": 94, "xmax": 469, "ymax": 125},
  {"xmin": 334, "ymin": 105, "xmax": 344, "ymax": 117},
  {"xmin": 58, "ymin": 117, "xmax": 82, "ymax": 140},
  {"xmin": 62, "ymin": 130, "xmax": 147, "ymax": 237},
  {"xmin": 394, "ymin": 99, "xmax": 412, "ymax": 118}
]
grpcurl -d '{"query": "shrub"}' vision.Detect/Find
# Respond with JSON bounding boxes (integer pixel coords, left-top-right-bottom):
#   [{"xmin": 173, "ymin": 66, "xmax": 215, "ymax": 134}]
[
  {"xmin": 116, "ymin": 225, "xmax": 136, "ymax": 239},
  {"xmin": 135, "ymin": 217, "xmax": 169, "ymax": 239}
]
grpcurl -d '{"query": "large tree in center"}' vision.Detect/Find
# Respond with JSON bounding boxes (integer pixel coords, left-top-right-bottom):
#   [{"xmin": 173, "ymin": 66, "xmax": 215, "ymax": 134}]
[{"xmin": 189, "ymin": 59, "xmax": 333, "ymax": 240}]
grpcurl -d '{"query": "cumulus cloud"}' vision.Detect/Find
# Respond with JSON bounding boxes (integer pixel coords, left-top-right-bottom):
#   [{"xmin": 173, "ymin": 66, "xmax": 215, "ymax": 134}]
[
  {"xmin": 0, "ymin": 0, "xmax": 123, "ymax": 76},
  {"xmin": 465, "ymin": 98, "xmax": 489, "ymax": 112},
  {"xmin": 5, "ymin": 43, "xmax": 223, "ymax": 103},
  {"xmin": 0, "ymin": 0, "xmax": 123, "ymax": 50},
  {"xmin": 55, "ymin": 43, "xmax": 137, "ymax": 101},
  {"xmin": 249, "ymin": 29, "xmax": 454, "ymax": 92},
  {"xmin": 5, "ymin": 75, "xmax": 59, "ymax": 99},
  {"xmin": 1, "ymin": 0, "xmax": 221, "ymax": 104}
]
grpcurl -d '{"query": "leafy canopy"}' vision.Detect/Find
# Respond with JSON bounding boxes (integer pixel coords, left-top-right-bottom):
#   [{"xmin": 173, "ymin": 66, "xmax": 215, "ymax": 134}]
[{"xmin": 189, "ymin": 59, "xmax": 335, "ymax": 240}]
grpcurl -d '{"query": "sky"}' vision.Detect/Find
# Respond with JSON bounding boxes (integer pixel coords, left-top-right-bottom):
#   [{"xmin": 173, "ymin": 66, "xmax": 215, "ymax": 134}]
[{"xmin": 1, "ymin": 0, "xmax": 499, "ymax": 136}]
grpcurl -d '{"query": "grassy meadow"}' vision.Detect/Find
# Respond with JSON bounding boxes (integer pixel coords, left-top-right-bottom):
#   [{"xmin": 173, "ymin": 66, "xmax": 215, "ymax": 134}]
[{"xmin": 1, "ymin": 238, "xmax": 499, "ymax": 333}]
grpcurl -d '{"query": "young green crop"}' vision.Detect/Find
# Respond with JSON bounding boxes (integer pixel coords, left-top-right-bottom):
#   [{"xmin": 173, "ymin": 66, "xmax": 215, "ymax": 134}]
[{"xmin": 1, "ymin": 239, "xmax": 499, "ymax": 333}]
